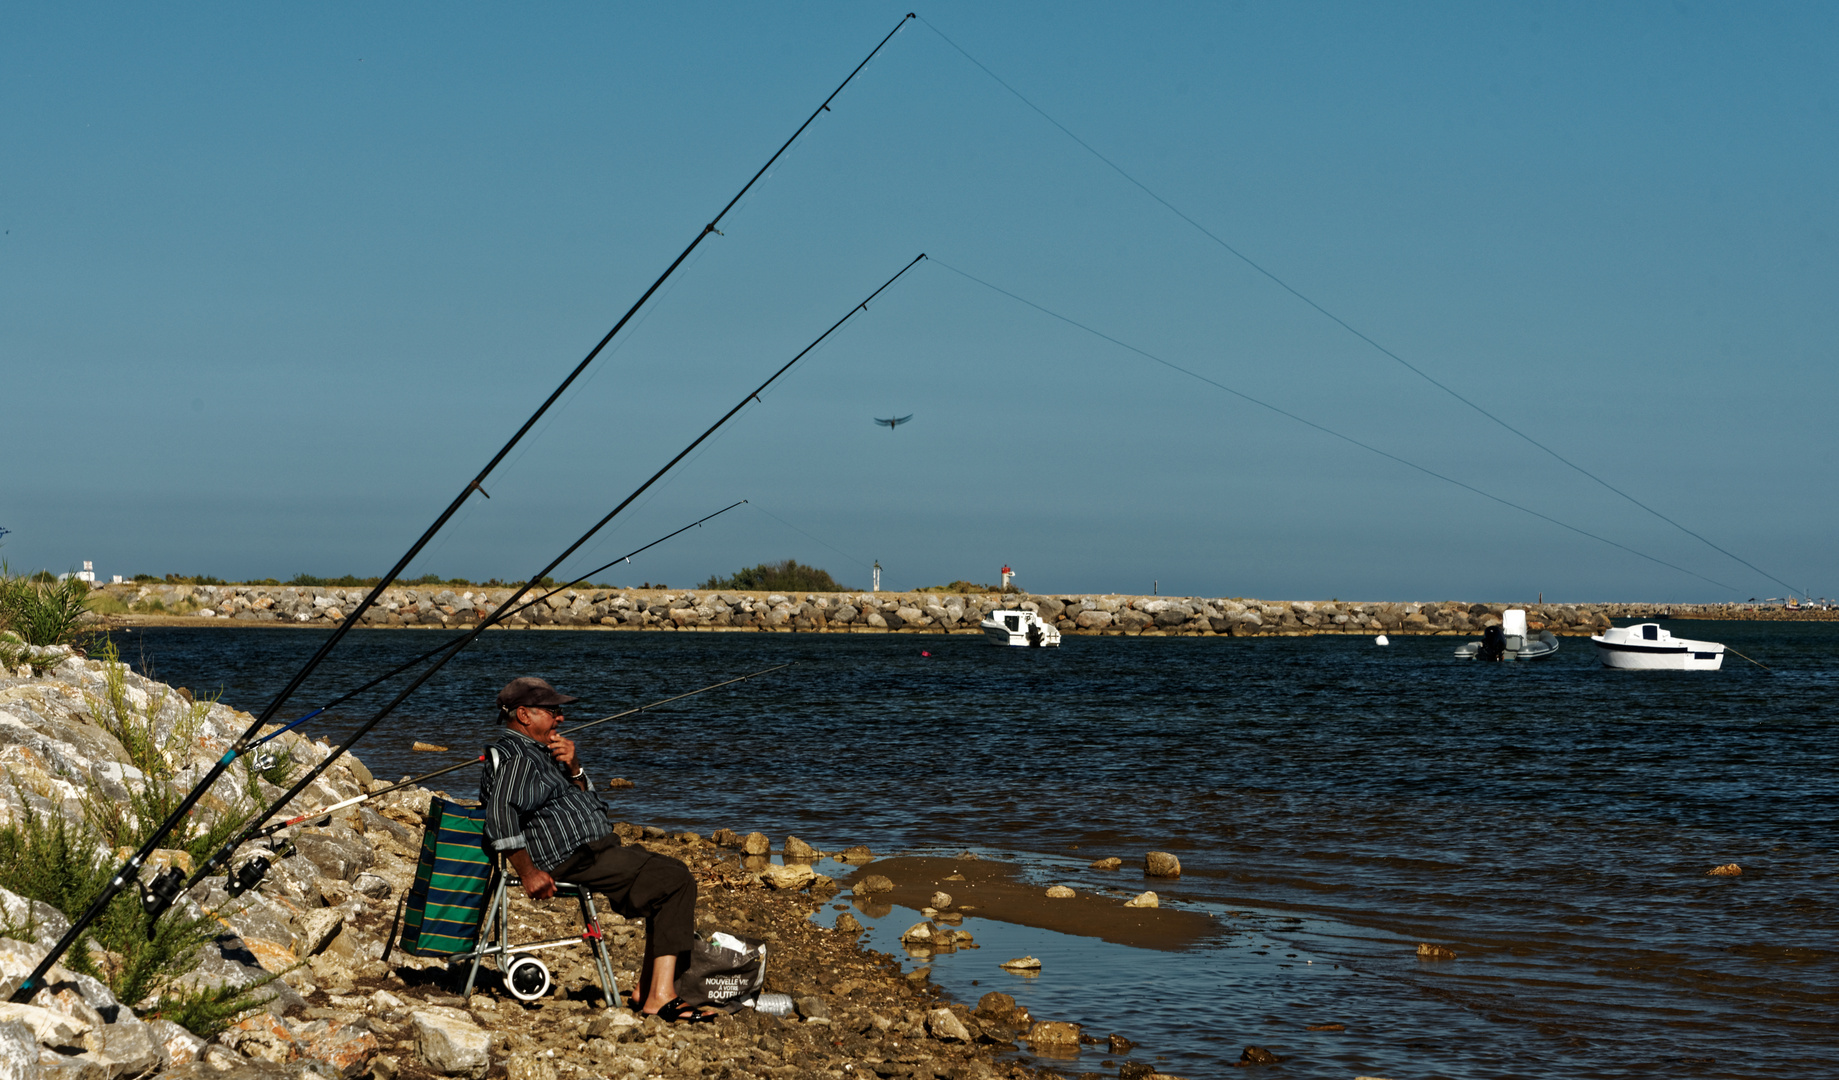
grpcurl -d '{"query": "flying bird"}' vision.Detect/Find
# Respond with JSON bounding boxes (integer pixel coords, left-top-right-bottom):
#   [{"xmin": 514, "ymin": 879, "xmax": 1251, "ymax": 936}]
[{"xmin": 874, "ymin": 414, "xmax": 913, "ymax": 431}]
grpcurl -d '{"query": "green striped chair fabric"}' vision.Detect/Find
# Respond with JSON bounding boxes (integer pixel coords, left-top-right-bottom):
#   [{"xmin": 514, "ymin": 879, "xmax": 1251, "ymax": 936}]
[{"xmin": 400, "ymin": 798, "xmax": 493, "ymax": 957}]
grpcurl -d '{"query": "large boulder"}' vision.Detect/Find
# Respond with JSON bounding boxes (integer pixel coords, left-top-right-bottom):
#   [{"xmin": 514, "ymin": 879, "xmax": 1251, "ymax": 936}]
[
  {"xmin": 1145, "ymin": 852, "xmax": 1181, "ymax": 877},
  {"xmin": 410, "ymin": 1007, "xmax": 489, "ymax": 1079},
  {"xmin": 925, "ymin": 1008, "xmax": 971, "ymax": 1043},
  {"xmin": 0, "ymin": 1020, "xmax": 39, "ymax": 1080},
  {"xmin": 83, "ymin": 1018, "xmax": 162, "ymax": 1078},
  {"xmin": 292, "ymin": 832, "xmax": 374, "ymax": 882}
]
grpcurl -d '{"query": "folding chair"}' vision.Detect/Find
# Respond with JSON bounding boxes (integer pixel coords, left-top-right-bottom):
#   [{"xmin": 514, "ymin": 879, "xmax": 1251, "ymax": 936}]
[{"xmin": 389, "ymin": 796, "xmax": 619, "ymax": 1004}]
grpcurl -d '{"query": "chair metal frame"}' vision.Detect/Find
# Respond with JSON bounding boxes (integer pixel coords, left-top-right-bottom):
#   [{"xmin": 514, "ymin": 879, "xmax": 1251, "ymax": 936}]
[{"xmin": 455, "ymin": 860, "xmax": 620, "ymax": 1003}]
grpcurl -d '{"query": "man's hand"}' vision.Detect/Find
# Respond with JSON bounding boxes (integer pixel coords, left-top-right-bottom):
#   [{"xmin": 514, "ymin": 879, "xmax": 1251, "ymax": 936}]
[
  {"xmin": 508, "ymin": 849, "xmax": 556, "ymax": 900},
  {"xmin": 545, "ymin": 732, "xmax": 578, "ymax": 773}
]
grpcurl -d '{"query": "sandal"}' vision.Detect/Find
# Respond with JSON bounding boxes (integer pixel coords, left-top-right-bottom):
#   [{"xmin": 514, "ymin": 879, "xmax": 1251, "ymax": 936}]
[{"xmin": 654, "ymin": 997, "xmax": 719, "ymax": 1024}]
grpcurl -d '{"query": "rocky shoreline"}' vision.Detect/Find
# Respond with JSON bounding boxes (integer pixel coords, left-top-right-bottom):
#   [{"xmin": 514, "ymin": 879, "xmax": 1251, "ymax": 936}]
[
  {"xmin": 89, "ymin": 583, "xmax": 1831, "ymax": 639},
  {"xmin": 0, "ymin": 648, "xmax": 1182, "ymax": 1080}
]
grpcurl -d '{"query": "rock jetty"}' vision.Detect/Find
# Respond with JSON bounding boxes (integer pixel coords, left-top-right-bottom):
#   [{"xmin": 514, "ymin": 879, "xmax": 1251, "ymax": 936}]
[
  {"xmin": 93, "ymin": 581, "xmax": 1790, "ymax": 637},
  {"xmin": 0, "ymin": 650, "xmax": 1125, "ymax": 1080}
]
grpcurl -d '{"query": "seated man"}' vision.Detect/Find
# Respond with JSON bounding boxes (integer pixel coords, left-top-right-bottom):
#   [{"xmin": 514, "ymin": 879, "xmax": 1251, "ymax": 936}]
[{"xmin": 480, "ymin": 676, "xmax": 704, "ymax": 1019}]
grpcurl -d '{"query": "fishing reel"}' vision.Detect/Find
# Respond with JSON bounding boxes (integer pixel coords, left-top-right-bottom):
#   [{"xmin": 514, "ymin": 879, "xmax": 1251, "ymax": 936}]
[
  {"xmin": 226, "ymin": 854, "xmax": 272, "ymax": 897},
  {"xmin": 226, "ymin": 840, "xmax": 294, "ymax": 898},
  {"xmin": 140, "ymin": 866, "xmax": 187, "ymax": 922}
]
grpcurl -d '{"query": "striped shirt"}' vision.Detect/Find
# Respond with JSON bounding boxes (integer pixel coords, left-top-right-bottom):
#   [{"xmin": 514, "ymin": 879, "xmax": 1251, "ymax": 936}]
[{"xmin": 480, "ymin": 727, "xmax": 609, "ymax": 872}]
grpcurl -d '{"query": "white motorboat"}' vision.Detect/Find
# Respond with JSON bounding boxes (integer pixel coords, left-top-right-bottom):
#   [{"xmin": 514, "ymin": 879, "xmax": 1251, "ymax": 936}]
[
  {"xmin": 1453, "ymin": 608, "xmax": 1560, "ymax": 661},
  {"xmin": 1590, "ymin": 622, "xmax": 1725, "ymax": 670},
  {"xmin": 981, "ymin": 608, "xmax": 1061, "ymax": 647}
]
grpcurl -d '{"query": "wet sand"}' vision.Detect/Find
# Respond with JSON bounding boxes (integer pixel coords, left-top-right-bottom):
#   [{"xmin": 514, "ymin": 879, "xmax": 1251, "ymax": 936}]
[{"xmin": 844, "ymin": 856, "xmax": 1217, "ymax": 952}]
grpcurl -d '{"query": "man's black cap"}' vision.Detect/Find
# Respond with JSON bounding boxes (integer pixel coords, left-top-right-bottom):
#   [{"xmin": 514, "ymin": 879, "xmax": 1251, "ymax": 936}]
[{"xmin": 497, "ymin": 677, "xmax": 578, "ymax": 716}]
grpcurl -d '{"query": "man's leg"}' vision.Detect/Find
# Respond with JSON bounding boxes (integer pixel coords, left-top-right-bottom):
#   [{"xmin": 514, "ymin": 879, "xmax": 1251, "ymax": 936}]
[
  {"xmin": 629, "ymin": 855, "xmax": 696, "ymax": 1013},
  {"xmin": 554, "ymin": 844, "xmax": 696, "ymax": 1013}
]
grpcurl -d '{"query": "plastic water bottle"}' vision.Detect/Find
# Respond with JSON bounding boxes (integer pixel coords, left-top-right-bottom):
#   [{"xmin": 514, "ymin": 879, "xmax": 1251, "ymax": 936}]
[{"xmin": 750, "ymin": 991, "xmax": 795, "ymax": 1017}]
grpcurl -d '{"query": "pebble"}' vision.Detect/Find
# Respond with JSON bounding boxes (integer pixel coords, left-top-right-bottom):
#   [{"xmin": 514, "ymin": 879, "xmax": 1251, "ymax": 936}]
[
  {"xmin": 1145, "ymin": 851, "xmax": 1182, "ymax": 877},
  {"xmin": 1707, "ymin": 863, "xmax": 1743, "ymax": 876},
  {"xmin": 1000, "ymin": 956, "xmax": 1043, "ymax": 970},
  {"xmin": 1124, "ymin": 891, "xmax": 1159, "ymax": 908},
  {"xmin": 1045, "ymin": 885, "xmax": 1075, "ymax": 899},
  {"xmin": 1416, "ymin": 943, "xmax": 1458, "ymax": 959}
]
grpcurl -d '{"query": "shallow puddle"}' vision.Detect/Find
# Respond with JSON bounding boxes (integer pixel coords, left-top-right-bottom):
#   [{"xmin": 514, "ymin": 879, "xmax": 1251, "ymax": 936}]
[{"xmin": 812, "ymin": 849, "xmax": 1569, "ymax": 1080}]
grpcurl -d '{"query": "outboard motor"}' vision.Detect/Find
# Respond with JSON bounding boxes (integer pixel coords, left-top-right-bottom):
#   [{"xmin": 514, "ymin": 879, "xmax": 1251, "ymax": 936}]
[{"xmin": 1478, "ymin": 623, "xmax": 1507, "ymax": 661}]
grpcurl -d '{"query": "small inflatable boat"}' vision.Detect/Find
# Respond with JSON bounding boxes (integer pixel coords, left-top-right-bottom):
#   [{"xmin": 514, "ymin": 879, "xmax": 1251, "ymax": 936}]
[{"xmin": 1454, "ymin": 609, "xmax": 1560, "ymax": 661}]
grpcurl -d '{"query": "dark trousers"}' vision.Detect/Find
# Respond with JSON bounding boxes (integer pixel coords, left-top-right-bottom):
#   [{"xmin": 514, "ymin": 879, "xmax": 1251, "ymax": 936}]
[{"xmin": 551, "ymin": 836, "xmax": 696, "ymax": 958}]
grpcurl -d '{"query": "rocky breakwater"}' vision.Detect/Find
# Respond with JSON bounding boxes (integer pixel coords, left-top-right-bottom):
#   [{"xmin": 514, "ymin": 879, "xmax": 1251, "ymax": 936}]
[
  {"xmin": 0, "ymin": 649, "xmax": 1127, "ymax": 1080},
  {"xmin": 99, "ymin": 581, "xmax": 1649, "ymax": 637}
]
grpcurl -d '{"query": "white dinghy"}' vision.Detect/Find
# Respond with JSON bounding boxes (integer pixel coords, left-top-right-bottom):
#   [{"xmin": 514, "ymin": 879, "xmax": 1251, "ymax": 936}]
[
  {"xmin": 1453, "ymin": 609, "xmax": 1560, "ymax": 661},
  {"xmin": 1590, "ymin": 622, "xmax": 1725, "ymax": 670},
  {"xmin": 981, "ymin": 609, "xmax": 1062, "ymax": 648}
]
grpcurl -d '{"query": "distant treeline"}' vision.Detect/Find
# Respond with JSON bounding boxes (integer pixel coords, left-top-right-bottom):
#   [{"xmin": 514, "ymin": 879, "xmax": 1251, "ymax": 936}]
[
  {"xmin": 112, "ymin": 563, "xmax": 1002, "ymax": 594},
  {"xmin": 700, "ymin": 559, "xmax": 853, "ymax": 593},
  {"xmin": 125, "ymin": 572, "xmax": 569, "ymax": 588}
]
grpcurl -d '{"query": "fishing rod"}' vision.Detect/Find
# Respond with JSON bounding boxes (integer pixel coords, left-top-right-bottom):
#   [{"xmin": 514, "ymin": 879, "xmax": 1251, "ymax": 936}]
[
  {"xmin": 6, "ymin": 19, "xmax": 914, "ymax": 1003},
  {"xmin": 162, "ymin": 254, "xmax": 927, "ymax": 922},
  {"xmin": 248, "ymin": 500, "xmax": 750, "ymax": 755},
  {"xmin": 224, "ymin": 663, "xmax": 792, "ymax": 893}
]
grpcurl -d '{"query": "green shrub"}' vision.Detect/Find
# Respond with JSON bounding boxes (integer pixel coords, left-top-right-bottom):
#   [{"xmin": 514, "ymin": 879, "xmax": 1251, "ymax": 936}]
[
  {"xmin": 0, "ymin": 564, "xmax": 96, "ymax": 647},
  {"xmin": 86, "ymin": 593, "xmax": 131, "ymax": 616},
  {"xmin": 0, "ymin": 639, "xmax": 281, "ymax": 1031},
  {"xmin": 0, "ymin": 643, "xmax": 277, "ymax": 1030},
  {"xmin": 0, "ymin": 792, "xmax": 275, "ymax": 1034},
  {"xmin": 701, "ymin": 559, "xmax": 852, "ymax": 593}
]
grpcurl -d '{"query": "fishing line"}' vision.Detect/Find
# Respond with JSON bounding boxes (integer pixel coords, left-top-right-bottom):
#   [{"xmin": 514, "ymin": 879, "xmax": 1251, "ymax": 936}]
[
  {"xmin": 6, "ymin": 17, "xmax": 920, "ymax": 1001},
  {"xmin": 248, "ymin": 502, "xmax": 750, "ymax": 751},
  {"xmin": 917, "ymin": 14, "xmax": 1796, "ymax": 600},
  {"xmin": 746, "ymin": 503, "xmax": 877, "ymax": 576},
  {"xmin": 932, "ymin": 258, "xmax": 1737, "ymax": 593},
  {"xmin": 168, "ymin": 255, "xmax": 925, "ymax": 921},
  {"xmin": 227, "ymin": 664, "xmax": 792, "ymax": 891}
]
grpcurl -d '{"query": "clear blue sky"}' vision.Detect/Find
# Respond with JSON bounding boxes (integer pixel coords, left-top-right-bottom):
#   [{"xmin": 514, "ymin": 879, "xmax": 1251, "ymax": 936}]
[{"xmin": 4, "ymin": 3, "xmax": 1833, "ymax": 601}]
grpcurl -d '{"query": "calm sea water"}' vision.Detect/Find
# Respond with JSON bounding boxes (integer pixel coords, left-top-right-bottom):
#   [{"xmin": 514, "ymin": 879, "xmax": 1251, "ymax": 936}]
[{"xmin": 119, "ymin": 622, "xmax": 1837, "ymax": 1079}]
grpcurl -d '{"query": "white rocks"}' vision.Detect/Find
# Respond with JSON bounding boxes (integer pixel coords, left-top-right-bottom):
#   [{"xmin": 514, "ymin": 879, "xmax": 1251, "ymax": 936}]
[
  {"xmin": 0, "ymin": 1007, "xmax": 86, "ymax": 1051},
  {"xmin": 353, "ymin": 873, "xmax": 393, "ymax": 899},
  {"xmin": 0, "ymin": 1021, "xmax": 39, "ymax": 1080},
  {"xmin": 410, "ymin": 1007, "xmax": 490, "ymax": 1078},
  {"xmin": 82, "ymin": 1017, "xmax": 161, "ymax": 1077},
  {"xmin": 998, "ymin": 956, "xmax": 1041, "ymax": 971},
  {"xmin": 929, "ymin": 891, "xmax": 953, "ymax": 909},
  {"xmin": 759, "ymin": 863, "xmax": 815, "ymax": 891},
  {"xmin": 1124, "ymin": 891, "xmax": 1159, "ymax": 909},
  {"xmin": 900, "ymin": 922, "xmax": 934, "ymax": 943},
  {"xmin": 1144, "ymin": 851, "xmax": 1181, "ymax": 877},
  {"xmin": 145, "ymin": 1020, "xmax": 204, "ymax": 1067},
  {"xmin": 925, "ymin": 1008, "xmax": 971, "ymax": 1043},
  {"xmin": 296, "ymin": 908, "xmax": 346, "ymax": 956}
]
